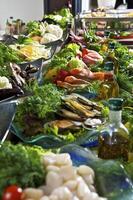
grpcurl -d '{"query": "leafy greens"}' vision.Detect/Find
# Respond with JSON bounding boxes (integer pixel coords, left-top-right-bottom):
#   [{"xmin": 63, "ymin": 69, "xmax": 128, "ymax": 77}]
[
  {"xmin": 15, "ymin": 82, "xmax": 64, "ymax": 128},
  {"xmin": 0, "ymin": 142, "xmax": 47, "ymax": 198}
]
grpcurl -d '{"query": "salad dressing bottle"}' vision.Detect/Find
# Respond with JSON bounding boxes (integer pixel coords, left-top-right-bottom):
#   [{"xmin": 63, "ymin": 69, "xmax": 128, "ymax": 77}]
[
  {"xmin": 101, "ymin": 30, "xmax": 110, "ymax": 52},
  {"xmin": 99, "ymin": 61, "xmax": 119, "ymax": 100},
  {"xmin": 107, "ymin": 42, "xmax": 119, "ymax": 74},
  {"xmin": 98, "ymin": 98, "xmax": 130, "ymax": 161}
]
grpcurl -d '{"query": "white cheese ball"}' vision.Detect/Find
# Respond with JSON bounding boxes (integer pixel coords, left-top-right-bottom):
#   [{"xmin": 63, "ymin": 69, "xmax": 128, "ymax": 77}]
[
  {"xmin": 52, "ymin": 186, "xmax": 73, "ymax": 200},
  {"xmin": 22, "ymin": 188, "xmax": 43, "ymax": 200},
  {"xmin": 40, "ymin": 197, "xmax": 50, "ymax": 200},
  {"xmin": 63, "ymin": 180, "xmax": 77, "ymax": 191},
  {"xmin": 76, "ymin": 177, "xmax": 90, "ymax": 198},
  {"xmin": 82, "ymin": 174, "xmax": 94, "ymax": 185},
  {"xmin": 55, "ymin": 154, "xmax": 72, "ymax": 166},
  {"xmin": 46, "ymin": 165, "xmax": 60, "ymax": 173},
  {"xmin": 46, "ymin": 171, "xmax": 63, "ymax": 190},
  {"xmin": 59, "ymin": 165, "xmax": 77, "ymax": 181},
  {"xmin": 49, "ymin": 195, "xmax": 58, "ymax": 200},
  {"xmin": 43, "ymin": 153, "xmax": 57, "ymax": 166},
  {"xmin": 77, "ymin": 165, "xmax": 95, "ymax": 178}
]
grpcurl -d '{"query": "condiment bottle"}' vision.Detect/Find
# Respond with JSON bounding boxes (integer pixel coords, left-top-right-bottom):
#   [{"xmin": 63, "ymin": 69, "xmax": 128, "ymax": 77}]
[
  {"xmin": 107, "ymin": 42, "xmax": 119, "ymax": 74},
  {"xmin": 99, "ymin": 61, "xmax": 119, "ymax": 99},
  {"xmin": 98, "ymin": 98, "xmax": 129, "ymax": 161},
  {"xmin": 101, "ymin": 30, "xmax": 110, "ymax": 52},
  {"xmin": 105, "ymin": 30, "xmax": 110, "ymax": 37},
  {"xmin": 8, "ymin": 16, "xmax": 14, "ymax": 35},
  {"xmin": 5, "ymin": 19, "xmax": 10, "ymax": 34}
]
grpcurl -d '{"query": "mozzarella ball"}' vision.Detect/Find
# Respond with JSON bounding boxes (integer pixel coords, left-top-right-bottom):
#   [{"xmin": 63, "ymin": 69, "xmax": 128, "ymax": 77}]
[
  {"xmin": 22, "ymin": 188, "xmax": 43, "ymax": 200},
  {"xmin": 77, "ymin": 165, "xmax": 95, "ymax": 178},
  {"xmin": 55, "ymin": 154, "xmax": 72, "ymax": 166},
  {"xmin": 59, "ymin": 165, "xmax": 76, "ymax": 181},
  {"xmin": 49, "ymin": 195, "xmax": 58, "ymax": 200},
  {"xmin": 52, "ymin": 186, "xmax": 73, "ymax": 200},
  {"xmin": 64, "ymin": 180, "xmax": 77, "ymax": 191},
  {"xmin": 46, "ymin": 171, "xmax": 63, "ymax": 189},
  {"xmin": 40, "ymin": 196, "xmax": 50, "ymax": 200},
  {"xmin": 43, "ymin": 153, "xmax": 57, "ymax": 166},
  {"xmin": 47, "ymin": 165, "xmax": 60, "ymax": 173},
  {"xmin": 76, "ymin": 177, "xmax": 90, "ymax": 198},
  {"xmin": 82, "ymin": 192, "xmax": 99, "ymax": 200},
  {"xmin": 72, "ymin": 197, "xmax": 80, "ymax": 200},
  {"xmin": 82, "ymin": 174, "xmax": 94, "ymax": 185}
]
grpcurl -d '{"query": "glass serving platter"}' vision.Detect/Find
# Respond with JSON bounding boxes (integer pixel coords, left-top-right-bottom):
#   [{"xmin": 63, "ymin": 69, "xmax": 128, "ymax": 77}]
[
  {"xmin": 60, "ymin": 144, "xmax": 133, "ymax": 200},
  {"xmin": 10, "ymin": 123, "xmax": 101, "ymax": 149},
  {"xmin": 10, "ymin": 90, "xmax": 103, "ymax": 149}
]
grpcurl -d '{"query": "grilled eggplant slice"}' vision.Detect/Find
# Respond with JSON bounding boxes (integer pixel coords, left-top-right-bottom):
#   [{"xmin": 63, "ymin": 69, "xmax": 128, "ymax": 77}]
[
  {"xmin": 59, "ymin": 109, "xmax": 84, "ymax": 121},
  {"xmin": 47, "ymin": 120, "xmax": 82, "ymax": 131}
]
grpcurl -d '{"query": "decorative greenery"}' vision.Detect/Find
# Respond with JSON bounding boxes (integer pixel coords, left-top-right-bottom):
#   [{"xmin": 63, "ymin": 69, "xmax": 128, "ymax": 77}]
[
  {"xmin": 0, "ymin": 142, "xmax": 47, "ymax": 198},
  {"xmin": 15, "ymin": 82, "xmax": 64, "ymax": 128},
  {"xmin": 0, "ymin": 42, "xmax": 22, "ymax": 67}
]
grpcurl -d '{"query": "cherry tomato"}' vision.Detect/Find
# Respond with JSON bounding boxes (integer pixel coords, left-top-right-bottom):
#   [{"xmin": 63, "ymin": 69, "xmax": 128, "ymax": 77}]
[{"xmin": 2, "ymin": 185, "xmax": 22, "ymax": 200}]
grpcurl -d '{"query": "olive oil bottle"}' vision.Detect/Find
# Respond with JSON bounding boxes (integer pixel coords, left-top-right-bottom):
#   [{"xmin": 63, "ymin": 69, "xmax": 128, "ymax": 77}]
[
  {"xmin": 98, "ymin": 98, "xmax": 129, "ymax": 161},
  {"xmin": 107, "ymin": 42, "xmax": 119, "ymax": 74},
  {"xmin": 99, "ymin": 61, "xmax": 119, "ymax": 100},
  {"xmin": 101, "ymin": 30, "xmax": 110, "ymax": 52}
]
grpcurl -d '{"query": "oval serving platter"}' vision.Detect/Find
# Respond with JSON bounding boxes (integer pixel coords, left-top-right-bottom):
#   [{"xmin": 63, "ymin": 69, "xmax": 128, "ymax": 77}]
[
  {"xmin": 60, "ymin": 144, "xmax": 133, "ymax": 200},
  {"xmin": 10, "ymin": 122, "xmax": 101, "ymax": 149}
]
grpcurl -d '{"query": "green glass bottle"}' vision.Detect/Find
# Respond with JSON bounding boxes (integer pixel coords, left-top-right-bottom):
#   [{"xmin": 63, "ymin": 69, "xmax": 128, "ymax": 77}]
[
  {"xmin": 99, "ymin": 61, "xmax": 119, "ymax": 100},
  {"xmin": 107, "ymin": 42, "xmax": 119, "ymax": 74},
  {"xmin": 98, "ymin": 98, "xmax": 130, "ymax": 161}
]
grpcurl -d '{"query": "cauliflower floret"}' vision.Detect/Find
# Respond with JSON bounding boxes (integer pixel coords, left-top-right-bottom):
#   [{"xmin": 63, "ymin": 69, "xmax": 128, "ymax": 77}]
[
  {"xmin": 46, "ymin": 24, "xmax": 63, "ymax": 39},
  {"xmin": 0, "ymin": 76, "xmax": 12, "ymax": 89},
  {"xmin": 40, "ymin": 33, "xmax": 58, "ymax": 44}
]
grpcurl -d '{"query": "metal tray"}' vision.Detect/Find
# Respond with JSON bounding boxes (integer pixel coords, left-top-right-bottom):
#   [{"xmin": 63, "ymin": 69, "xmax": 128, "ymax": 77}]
[{"xmin": 0, "ymin": 101, "xmax": 17, "ymax": 142}]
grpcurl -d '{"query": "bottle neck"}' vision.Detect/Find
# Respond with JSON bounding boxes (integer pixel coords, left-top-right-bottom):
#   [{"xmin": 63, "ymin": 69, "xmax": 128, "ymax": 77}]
[{"xmin": 109, "ymin": 110, "xmax": 122, "ymax": 125}]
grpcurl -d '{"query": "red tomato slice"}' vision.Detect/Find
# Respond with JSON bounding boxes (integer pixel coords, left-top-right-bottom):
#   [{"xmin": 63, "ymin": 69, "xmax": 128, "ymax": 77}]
[
  {"xmin": 2, "ymin": 185, "xmax": 22, "ymax": 200},
  {"xmin": 82, "ymin": 48, "xmax": 90, "ymax": 57},
  {"xmin": 69, "ymin": 68, "xmax": 82, "ymax": 76}
]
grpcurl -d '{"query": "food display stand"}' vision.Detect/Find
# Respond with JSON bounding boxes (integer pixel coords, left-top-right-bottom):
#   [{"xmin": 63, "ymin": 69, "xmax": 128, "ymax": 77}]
[{"xmin": 0, "ymin": 3, "xmax": 133, "ymax": 200}]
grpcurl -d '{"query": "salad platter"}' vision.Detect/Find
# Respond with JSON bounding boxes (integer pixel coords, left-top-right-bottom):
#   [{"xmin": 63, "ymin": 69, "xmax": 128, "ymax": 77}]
[{"xmin": 0, "ymin": 7, "xmax": 133, "ymax": 200}]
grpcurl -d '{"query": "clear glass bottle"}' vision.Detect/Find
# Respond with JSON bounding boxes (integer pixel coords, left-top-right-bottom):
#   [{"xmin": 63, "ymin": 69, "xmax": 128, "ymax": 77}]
[
  {"xmin": 98, "ymin": 98, "xmax": 129, "ymax": 161},
  {"xmin": 7, "ymin": 16, "xmax": 14, "ymax": 35},
  {"xmin": 99, "ymin": 61, "xmax": 119, "ymax": 99},
  {"xmin": 5, "ymin": 19, "xmax": 10, "ymax": 34}
]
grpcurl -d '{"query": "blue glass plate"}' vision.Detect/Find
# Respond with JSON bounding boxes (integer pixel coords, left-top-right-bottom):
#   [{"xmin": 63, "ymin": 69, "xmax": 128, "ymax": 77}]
[
  {"xmin": 60, "ymin": 144, "xmax": 133, "ymax": 200},
  {"xmin": 10, "ymin": 124, "xmax": 100, "ymax": 149}
]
